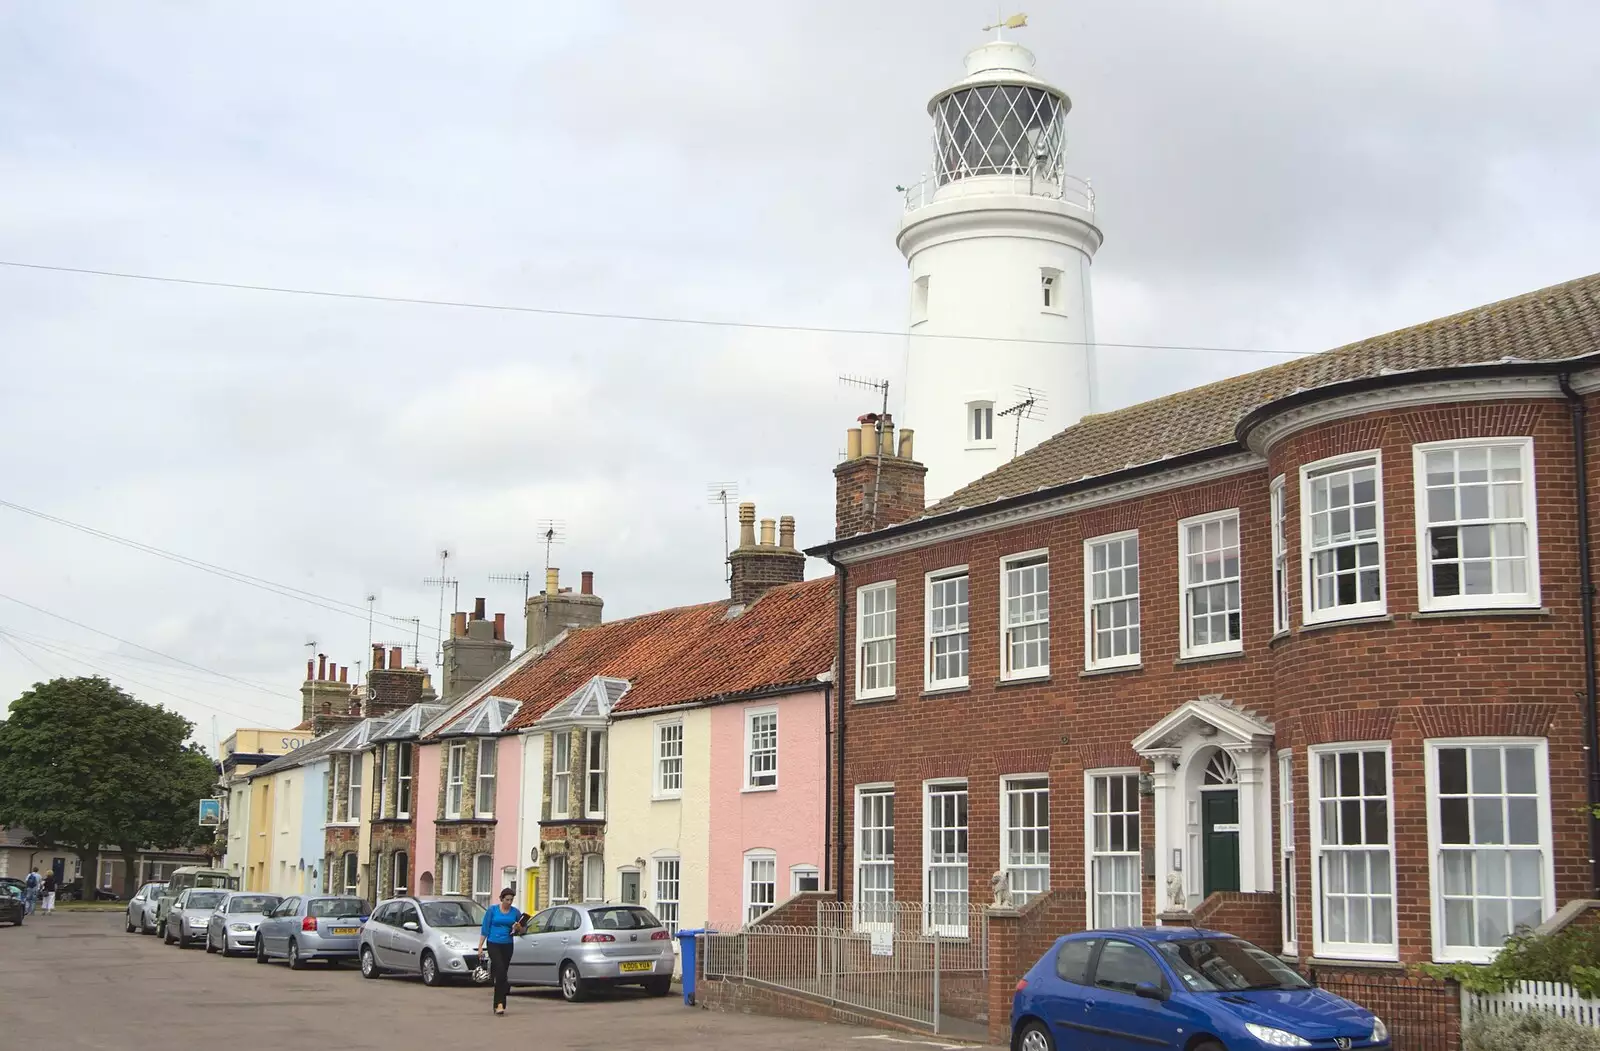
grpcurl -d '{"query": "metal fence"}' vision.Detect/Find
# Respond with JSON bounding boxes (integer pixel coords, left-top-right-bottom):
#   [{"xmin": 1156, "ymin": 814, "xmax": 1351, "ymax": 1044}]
[
  {"xmin": 1311, "ymin": 971, "xmax": 1461, "ymax": 1051},
  {"xmin": 702, "ymin": 901, "xmax": 989, "ymax": 1035}
]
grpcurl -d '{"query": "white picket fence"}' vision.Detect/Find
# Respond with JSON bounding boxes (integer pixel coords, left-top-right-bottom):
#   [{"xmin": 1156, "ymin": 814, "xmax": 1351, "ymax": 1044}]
[{"xmin": 1462, "ymin": 981, "xmax": 1600, "ymax": 1027}]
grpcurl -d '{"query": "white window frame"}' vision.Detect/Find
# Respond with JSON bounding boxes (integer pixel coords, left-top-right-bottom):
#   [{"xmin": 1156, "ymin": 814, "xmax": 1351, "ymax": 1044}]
[
  {"xmin": 551, "ymin": 731, "xmax": 571, "ymax": 819},
  {"xmin": 445, "ymin": 742, "xmax": 465, "ymax": 819},
  {"xmin": 1041, "ymin": 267, "xmax": 1064, "ymax": 314},
  {"xmin": 654, "ymin": 856, "xmax": 681, "ymax": 934},
  {"xmin": 967, "ymin": 401, "xmax": 996, "ymax": 448},
  {"xmin": 373, "ymin": 744, "xmax": 389, "ymax": 819},
  {"xmin": 922, "ymin": 779, "xmax": 969, "ymax": 936},
  {"xmin": 1178, "ymin": 510, "xmax": 1243, "ymax": 658},
  {"xmin": 1279, "ymin": 749, "xmax": 1297, "ymax": 956},
  {"xmin": 744, "ymin": 850, "xmax": 777, "ymax": 924},
  {"xmin": 1002, "ymin": 775, "xmax": 1050, "ymax": 906},
  {"xmin": 791, "ymin": 864, "xmax": 821, "ymax": 895},
  {"xmin": 397, "ymin": 742, "xmax": 413, "ymax": 819},
  {"xmin": 1001, "ymin": 549, "xmax": 1051, "ymax": 680},
  {"xmin": 343, "ymin": 852, "xmax": 359, "ymax": 896},
  {"xmin": 346, "ymin": 755, "xmax": 363, "ymax": 825},
  {"xmin": 855, "ymin": 582, "xmax": 897, "ymax": 700},
  {"xmin": 1414, "ymin": 438, "xmax": 1542, "ymax": 612},
  {"xmin": 585, "ymin": 729, "xmax": 607, "ymax": 818},
  {"xmin": 393, "ymin": 850, "xmax": 409, "ymax": 896},
  {"xmin": 854, "ymin": 784, "xmax": 895, "ymax": 929},
  {"xmin": 1309, "ymin": 742, "xmax": 1397, "ymax": 961},
  {"xmin": 1084, "ymin": 531, "xmax": 1140, "ymax": 670},
  {"xmin": 582, "ymin": 853, "xmax": 604, "ymax": 903},
  {"xmin": 1271, "ymin": 476, "xmax": 1289, "ymax": 635},
  {"xmin": 654, "ymin": 720, "xmax": 684, "ymax": 799},
  {"xmin": 1424, "ymin": 737, "xmax": 1554, "ymax": 964},
  {"xmin": 548, "ymin": 854, "xmax": 568, "ymax": 905},
  {"xmin": 475, "ymin": 738, "xmax": 497, "ymax": 819},
  {"xmin": 439, "ymin": 852, "xmax": 460, "ymax": 896},
  {"xmin": 925, "ymin": 566, "xmax": 971, "ymax": 691},
  {"xmin": 911, "ymin": 274, "xmax": 929, "ymax": 326},
  {"xmin": 1085, "ymin": 770, "xmax": 1141, "ymax": 928},
  {"xmin": 744, "ymin": 708, "xmax": 778, "ymax": 791},
  {"xmin": 472, "ymin": 853, "xmax": 494, "ymax": 906},
  {"xmin": 1300, "ymin": 451, "xmax": 1386, "ymax": 624}
]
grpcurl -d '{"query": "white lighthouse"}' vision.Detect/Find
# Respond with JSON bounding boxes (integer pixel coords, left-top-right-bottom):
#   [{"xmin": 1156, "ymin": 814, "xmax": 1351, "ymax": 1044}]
[{"xmin": 898, "ymin": 30, "xmax": 1103, "ymax": 503}]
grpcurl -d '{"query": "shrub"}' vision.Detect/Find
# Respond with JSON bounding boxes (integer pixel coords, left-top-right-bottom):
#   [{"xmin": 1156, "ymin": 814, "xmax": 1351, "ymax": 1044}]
[
  {"xmin": 1464, "ymin": 1010, "xmax": 1600, "ymax": 1051},
  {"xmin": 1421, "ymin": 925, "xmax": 1600, "ymax": 997}
]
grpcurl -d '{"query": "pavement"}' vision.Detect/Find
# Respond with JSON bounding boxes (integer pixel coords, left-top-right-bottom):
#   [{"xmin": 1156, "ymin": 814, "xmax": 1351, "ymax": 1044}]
[{"xmin": 0, "ymin": 911, "xmax": 994, "ymax": 1051}]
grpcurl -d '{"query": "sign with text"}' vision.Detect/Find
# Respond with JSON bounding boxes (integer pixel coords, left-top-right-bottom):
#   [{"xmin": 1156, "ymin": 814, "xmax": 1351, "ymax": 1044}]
[{"xmin": 197, "ymin": 798, "xmax": 222, "ymax": 827}]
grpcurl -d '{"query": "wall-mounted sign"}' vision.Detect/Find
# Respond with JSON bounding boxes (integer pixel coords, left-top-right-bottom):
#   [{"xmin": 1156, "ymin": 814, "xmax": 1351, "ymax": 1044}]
[{"xmin": 197, "ymin": 798, "xmax": 223, "ymax": 827}]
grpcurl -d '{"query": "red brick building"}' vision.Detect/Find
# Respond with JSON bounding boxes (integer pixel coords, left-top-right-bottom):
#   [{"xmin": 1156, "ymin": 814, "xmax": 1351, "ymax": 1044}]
[{"xmin": 809, "ymin": 273, "xmax": 1600, "ymax": 989}]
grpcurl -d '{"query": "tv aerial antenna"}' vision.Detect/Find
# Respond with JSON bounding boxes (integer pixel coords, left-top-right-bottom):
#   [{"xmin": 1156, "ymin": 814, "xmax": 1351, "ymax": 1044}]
[
  {"xmin": 364, "ymin": 594, "xmax": 377, "ymax": 652},
  {"xmin": 839, "ymin": 374, "xmax": 891, "ymax": 529},
  {"xmin": 706, "ymin": 483, "xmax": 739, "ymax": 583},
  {"xmin": 488, "ymin": 570, "xmax": 531, "ymax": 611},
  {"xmin": 536, "ymin": 521, "xmax": 566, "ymax": 574},
  {"xmin": 422, "ymin": 549, "xmax": 458, "ymax": 670},
  {"xmin": 997, "ymin": 385, "xmax": 1048, "ymax": 458}
]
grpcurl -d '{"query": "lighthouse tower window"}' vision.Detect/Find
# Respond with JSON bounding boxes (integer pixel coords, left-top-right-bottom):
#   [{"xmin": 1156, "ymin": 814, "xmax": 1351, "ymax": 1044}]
[
  {"xmin": 912, "ymin": 275, "xmax": 930, "ymax": 325},
  {"xmin": 969, "ymin": 402, "xmax": 995, "ymax": 446},
  {"xmin": 1041, "ymin": 268, "xmax": 1063, "ymax": 313}
]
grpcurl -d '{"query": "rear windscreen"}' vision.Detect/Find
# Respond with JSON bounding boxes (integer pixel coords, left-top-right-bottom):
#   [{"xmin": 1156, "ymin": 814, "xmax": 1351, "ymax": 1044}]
[
  {"xmin": 228, "ymin": 895, "xmax": 281, "ymax": 914},
  {"xmin": 187, "ymin": 891, "xmax": 227, "ymax": 909},
  {"xmin": 587, "ymin": 906, "xmax": 661, "ymax": 931},
  {"xmin": 309, "ymin": 898, "xmax": 366, "ymax": 919}
]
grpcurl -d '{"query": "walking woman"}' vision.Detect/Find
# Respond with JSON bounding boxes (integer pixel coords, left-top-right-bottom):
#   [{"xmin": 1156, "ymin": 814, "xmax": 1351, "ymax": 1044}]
[{"xmin": 477, "ymin": 888, "xmax": 526, "ymax": 1015}]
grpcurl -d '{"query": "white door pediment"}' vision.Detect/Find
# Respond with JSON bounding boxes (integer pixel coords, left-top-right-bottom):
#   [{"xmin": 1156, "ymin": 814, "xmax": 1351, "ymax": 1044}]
[{"xmin": 1131, "ymin": 695, "xmax": 1274, "ymax": 755}]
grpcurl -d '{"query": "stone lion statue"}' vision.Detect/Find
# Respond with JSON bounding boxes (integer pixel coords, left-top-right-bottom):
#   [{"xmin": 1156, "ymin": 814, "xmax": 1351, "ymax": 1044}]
[
  {"xmin": 990, "ymin": 870, "xmax": 1013, "ymax": 908},
  {"xmin": 1166, "ymin": 871, "xmax": 1186, "ymax": 910}
]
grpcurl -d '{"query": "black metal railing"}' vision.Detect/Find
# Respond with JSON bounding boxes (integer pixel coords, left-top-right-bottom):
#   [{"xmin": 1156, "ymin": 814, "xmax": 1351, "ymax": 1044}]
[{"xmin": 1311, "ymin": 969, "xmax": 1461, "ymax": 1051}]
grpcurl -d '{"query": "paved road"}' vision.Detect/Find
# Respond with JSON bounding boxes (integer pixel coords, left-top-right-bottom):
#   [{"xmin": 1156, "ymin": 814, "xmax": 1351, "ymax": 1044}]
[{"xmin": 0, "ymin": 911, "xmax": 986, "ymax": 1051}]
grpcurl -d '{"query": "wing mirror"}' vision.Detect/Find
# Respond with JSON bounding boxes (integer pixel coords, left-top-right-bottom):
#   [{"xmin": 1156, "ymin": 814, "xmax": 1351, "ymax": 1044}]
[
  {"xmin": 1135, "ymin": 982, "xmax": 1168, "ymax": 1002},
  {"xmin": 402, "ymin": 921, "xmax": 420, "ymax": 932}
]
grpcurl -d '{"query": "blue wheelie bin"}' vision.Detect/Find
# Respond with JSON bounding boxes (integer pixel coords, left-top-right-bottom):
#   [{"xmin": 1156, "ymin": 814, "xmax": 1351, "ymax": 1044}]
[{"xmin": 675, "ymin": 928, "xmax": 713, "ymax": 1005}]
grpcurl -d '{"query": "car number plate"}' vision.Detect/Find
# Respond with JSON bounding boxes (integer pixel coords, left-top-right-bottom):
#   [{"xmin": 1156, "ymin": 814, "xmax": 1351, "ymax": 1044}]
[
  {"xmin": 619, "ymin": 961, "xmax": 653, "ymax": 973},
  {"xmin": 332, "ymin": 927, "xmax": 360, "ymax": 936}
]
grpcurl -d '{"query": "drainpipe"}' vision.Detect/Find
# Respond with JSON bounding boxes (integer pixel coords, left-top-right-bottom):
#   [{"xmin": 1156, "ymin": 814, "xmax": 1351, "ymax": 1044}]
[
  {"xmin": 827, "ymin": 555, "xmax": 849, "ymax": 902},
  {"xmin": 821, "ymin": 677, "xmax": 833, "ymax": 895},
  {"xmin": 1560, "ymin": 373, "xmax": 1600, "ymax": 894}
]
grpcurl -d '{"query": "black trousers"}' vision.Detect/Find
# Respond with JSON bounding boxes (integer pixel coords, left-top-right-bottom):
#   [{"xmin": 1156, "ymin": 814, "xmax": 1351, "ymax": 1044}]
[{"xmin": 487, "ymin": 941, "xmax": 514, "ymax": 1008}]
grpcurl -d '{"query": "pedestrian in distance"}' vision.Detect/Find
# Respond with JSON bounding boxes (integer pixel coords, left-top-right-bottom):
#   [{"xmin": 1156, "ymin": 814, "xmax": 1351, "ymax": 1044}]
[
  {"xmin": 40, "ymin": 871, "xmax": 56, "ymax": 914},
  {"xmin": 476, "ymin": 888, "xmax": 528, "ymax": 1016},
  {"xmin": 22, "ymin": 868, "xmax": 39, "ymax": 916}
]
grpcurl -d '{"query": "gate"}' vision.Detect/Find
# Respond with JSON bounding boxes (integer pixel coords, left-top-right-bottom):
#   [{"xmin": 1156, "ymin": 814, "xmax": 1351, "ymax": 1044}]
[{"xmin": 701, "ymin": 902, "xmax": 988, "ymax": 1034}]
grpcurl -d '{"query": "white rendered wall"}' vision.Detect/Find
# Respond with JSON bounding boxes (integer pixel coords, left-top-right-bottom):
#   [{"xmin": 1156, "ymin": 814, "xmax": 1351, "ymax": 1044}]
[{"xmin": 900, "ymin": 192, "xmax": 1100, "ymax": 503}]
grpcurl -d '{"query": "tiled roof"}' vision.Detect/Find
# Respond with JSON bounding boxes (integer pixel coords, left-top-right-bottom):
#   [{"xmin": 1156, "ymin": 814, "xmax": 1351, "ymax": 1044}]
[
  {"xmin": 923, "ymin": 271, "xmax": 1600, "ymax": 517},
  {"xmin": 503, "ymin": 576, "xmax": 836, "ymax": 730}
]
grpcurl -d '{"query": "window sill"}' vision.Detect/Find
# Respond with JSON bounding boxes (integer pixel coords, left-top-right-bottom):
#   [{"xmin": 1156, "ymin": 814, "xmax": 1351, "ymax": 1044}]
[
  {"xmin": 1410, "ymin": 605, "xmax": 1550, "ymax": 620},
  {"xmin": 922, "ymin": 684, "xmax": 971, "ymax": 698},
  {"xmin": 741, "ymin": 785, "xmax": 779, "ymax": 794},
  {"xmin": 1081, "ymin": 663, "xmax": 1142, "ymax": 678},
  {"xmin": 651, "ymin": 794, "xmax": 683, "ymax": 803},
  {"xmin": 996, "ymin": 673, "xmax": 1051, "ymax": 689},
  {"xmin": 1305, "ymin": 955, "xmax": 1404, "ymax": 971},
  {"xmin": 436, "ymin": 817, "xmax": 497, "ymax": 827},
  {"xmin": 853, "ymin": 693, "xmax": 897, "ymax": 706},
  {"xmin": 1297, "ymin": 613, "xmax": 1393, "ymax": 635},
  {"xmin": 1174, "ymin": 651, "xmax": 1244, "ymax": 667},
  {"xmin": 1268, "ymin": 629, "xmax": 1291, "ymax": 647},
  {"xmin": 964, "ymin": 443, "xmax": 998, "ymax": 452}
]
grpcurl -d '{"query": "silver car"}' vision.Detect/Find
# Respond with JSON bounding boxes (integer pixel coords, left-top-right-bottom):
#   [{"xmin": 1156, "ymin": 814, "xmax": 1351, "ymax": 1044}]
[
  {"xmin": 254, "ymin": 894, "xmax": 369, "ymax": 969},
  {"xmin": 204, "ymin": 892, "xmax": 282, "ymax": 956},
  {"xmin": 507, "ymin": 903, "xmax": 675, "ymax": 1001},
  {"xmin": 125, "ymin": 882, "xmax": 166, "ymax": 935},
  {"xmin": 164, "ymin": 888, "xmax": 228, "ymax": 947},
  {"xmin": 359, "ymin": 896, "xmax": 487, "ymax": 987}
]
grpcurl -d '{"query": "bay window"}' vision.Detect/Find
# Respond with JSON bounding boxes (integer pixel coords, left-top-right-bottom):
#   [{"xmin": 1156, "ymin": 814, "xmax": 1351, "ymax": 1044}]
[
  {"xmin": 1302, "ymin": 453, "xmax": 1384, "ymax": 621},
  {"xmin": 551, "ymin": 732, "xmax": 571, "ymax": 819},
  {"xmin": 445, "ymin": 742, "xmax": 465, "ymax": 819},
  {"xmin": 397, "ymin": 743, "xmax": 413, "ymax": 818},
  {"xmin": 1310, "ymin": 745, "xmax": 1395, "ymax": 959},
  {"xmin": 1415, "ymin": 439, "xmax": 1540, "ymax": 610},
  {"xmin": 1271, "ymin": 477, "xmax": 1289, "ymax": 633},
  {"xmin": 476, "ymin": 739, "xmax": 497, "ymax": 819},
  {"xmin": 1279, "ymin": 749, "xmax": 1297, "ymax": 955},
  {"xmin": 548, "ymin": 854, "xmax": 568, "ymax": 904},
  {"xmin": 586, "ymin": 730, "xmax": 607, "ymax": 817}
]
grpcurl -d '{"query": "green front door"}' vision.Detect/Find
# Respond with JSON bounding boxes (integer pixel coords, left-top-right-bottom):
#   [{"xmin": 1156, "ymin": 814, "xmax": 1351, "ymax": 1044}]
[{"xmin": 1202, "ymin": 790, "xmax": 1241, "ymax": 896}]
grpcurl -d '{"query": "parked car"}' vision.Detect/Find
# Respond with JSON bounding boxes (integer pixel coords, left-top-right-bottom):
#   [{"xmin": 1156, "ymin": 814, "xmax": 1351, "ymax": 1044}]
[
  {"xmin": 0, "ymin": 883, "xmax": 23, "ymax": 927},
  {"xmin": 359, "ymin": 896, "xmax": 487, "ymax": 986},
  {"xmin": 153, "ymin": 866, "xmax": 238, "ymax": 932},
  {"xmin": 204, "ymin": 892, "xmax": 282, "ymax": 956},
  {"xmin": 57, "ymin": 877, "xmax": 121, "ymax": 902},
  {"xmin": 125, "ymin": 882, "xmax": 167, "ymax": 934},
  {"xmin": 164, "ymin": 887, "xmax": 229, "ymax": 947},
  {"xmin": 505, "ymin": 903, "xmax": 674, "ymax": 1001},
  {"xmin": 254, "ymin": 895, "xmax": 369, "ymax": 969},
  {"xmin": 1010, "ymin": 928, "xmax": 1390, "ymax": 1051}
]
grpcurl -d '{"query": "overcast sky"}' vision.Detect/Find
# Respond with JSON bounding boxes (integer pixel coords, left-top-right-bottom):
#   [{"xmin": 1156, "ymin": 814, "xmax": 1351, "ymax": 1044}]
[{"xmin": 1, "ymin": 1, "xmax": 1595, "ymax": 744}]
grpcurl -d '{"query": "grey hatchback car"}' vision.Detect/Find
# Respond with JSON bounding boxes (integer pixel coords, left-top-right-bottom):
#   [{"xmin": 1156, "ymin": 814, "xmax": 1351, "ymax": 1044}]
[
  {"xmin": 254, "ymin": 895, "xmax": 369, "ymax": 969},
  {"xmin": 125, "ymin": 882, "xmax": 165, "ymax": 935},
  {"xmin": 507, "ymin": 903, "xmax": 675, "ymax": 1001},
  {"xmin": 204, "ymin": 892, "xmax": 282, "ymax": 956},
  {"xmin": 165, "ymin": 888, "xmax": 229, "ymax": 947},
  {"xmin": 359, "ymin": 896, "xmax": 486, "ymax": 986}
]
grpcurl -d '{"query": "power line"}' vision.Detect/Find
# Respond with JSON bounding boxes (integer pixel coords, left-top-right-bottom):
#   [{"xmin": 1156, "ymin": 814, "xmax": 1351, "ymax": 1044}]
[
  {"xmin": 0, "ymin": 497, "xmax": 443, "ymax": 646},
  {"xmin": 0, "ymin": 632, "xmax": 50, "ymax": 677},
  {"xmin": 0, "ymin": 259, "xmax": 1307, "ymax": 358},
  {"xmin": 0, "ymin": 625, "xmax": 284, "ymax": 694}
]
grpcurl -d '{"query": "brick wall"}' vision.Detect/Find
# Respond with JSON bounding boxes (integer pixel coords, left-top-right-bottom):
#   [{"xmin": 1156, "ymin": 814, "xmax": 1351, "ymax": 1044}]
[{"xmin": 1193, "ymin": 891, "xmax": 1280, "ymax": 952}]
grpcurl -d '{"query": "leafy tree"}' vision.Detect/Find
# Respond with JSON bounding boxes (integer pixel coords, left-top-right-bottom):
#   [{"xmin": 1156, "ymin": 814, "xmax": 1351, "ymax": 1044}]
[{"xmin": 0, "ymin": 676, "xmax": 218, "ymax": 895}]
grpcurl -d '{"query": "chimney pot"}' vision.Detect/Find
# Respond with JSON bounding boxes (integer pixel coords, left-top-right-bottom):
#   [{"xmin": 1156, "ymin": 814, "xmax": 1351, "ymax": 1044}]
[
  {"xmin": 738, "ymin": 502, "xmax": 756, "ymax": 548},
  {"xmin": 451, "ymin": 611, "xmax": 468, "ymax": 638},
  {"xmin": 580, "ymin": 570, "xmax": 594, "ymax": 595},
  {"xmin": 846, "ymin": 427, "xmax": 863, "ymax": 460},
  {"xmin": 779, "ymin": 515, "xmax": 796, "ymax": 549},
  {"xmin": 306, "ymin": 658, "xmax": 315, "ymax": 682},
  {"xmin": 473, "ymin": 597, "xmax": 486, "ymax": 620},
  {"xmin": 880, "ymin": 418, "xmax": 896, "ymax": 457},
  {"xmin": 545, "ymin": 567, "xmax": 559, "ymax": 596},
  {"xmin": 317, "ymin": 654, "xmax": 327, "ymax": 681},
  {"xmin": 339, "ymin": 665, "xmax": 348, "ymax": 684},
  {"xmin": 493, "ymin": 612, "xmax": 506, "ymax": 640},
  {"xmin": 389, "ymin": 646, "xmax": 403, "ymax": 670},
  {"xmin": 372, "ymin": 644, "xmax": 385, "ymax": 671},
  {"xmin": 328, "ymin": 663, "xmax": 337, "ymax": 683},
  {"xmin": 759, "ymin": 518, "xmax": 776, "ymax": 546},
  {"xmin": 898, "ymin": 427, "xmax": 914, "ymax": 459}
]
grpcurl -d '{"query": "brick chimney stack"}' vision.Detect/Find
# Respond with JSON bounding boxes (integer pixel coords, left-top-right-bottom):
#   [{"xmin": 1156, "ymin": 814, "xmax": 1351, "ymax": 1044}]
[
  {"xmin": 526, "ymin": 567, "xmax": 604, "ymax": 652},
  {"xmin": 441, "ymin": 597, "xmax": 515, "ymax": 703},
  {"xmin": 728, "ymin": 502, "xmax": 806, "ymax": 606},
  {"xmin": 301, "ymin": 653, "xmax": 361, "ymax": 735},
  {"xmin": 834, "ymin": 413, "xmax": 927, "ymax": 539}
]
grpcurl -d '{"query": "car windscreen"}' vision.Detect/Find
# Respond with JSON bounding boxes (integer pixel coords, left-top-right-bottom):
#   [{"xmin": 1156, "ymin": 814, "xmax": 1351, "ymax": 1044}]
[
  {"xmin": 308, "ymin": 897, "xmax": 367, "ymax": 919},
  {"xmin": 228, "ymin": 895, "xmax": 281, "ymax": 914},
  {"xmin": 422, "ymin": 900, "xmax": 485, "ymax": 928},
  {"xmin": 587, "ymin": 906, "xmax": 661, "ymax": 931},
  {"xmin": 194, "ymin": 874, "xmax": 236, "ymax": 888},
  {"xmin": 1154, "ymin": 938, "xmax": 1311, "ymax": 992},
  {"xmin": 187, "ymin": 891, "xmax": 228, "ymax": 910},
  {"xmin": 1, "ymin": 885, "xmax": 19, "ymax": 899}
]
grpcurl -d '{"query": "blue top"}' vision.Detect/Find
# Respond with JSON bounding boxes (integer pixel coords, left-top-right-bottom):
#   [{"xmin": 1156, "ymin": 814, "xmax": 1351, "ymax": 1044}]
[{"xmin": 480, "ymin": 904, "xmax": 522, "ymax": 944}]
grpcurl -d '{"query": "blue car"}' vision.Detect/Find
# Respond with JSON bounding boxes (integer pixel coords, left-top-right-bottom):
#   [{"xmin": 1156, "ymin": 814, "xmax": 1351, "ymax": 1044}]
[{"xmin": 1011, "ymin": 928, "xmax": 1390, "ymax": 1050}]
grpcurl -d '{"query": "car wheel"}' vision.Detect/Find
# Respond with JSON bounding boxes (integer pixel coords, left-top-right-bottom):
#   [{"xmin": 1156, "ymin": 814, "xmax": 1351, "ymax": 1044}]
[
  {"xmin": 125, "ymin": 915, "xmax": 136, "ymax": 933},
  {"xmin": 644, "ymin": 976, "xmax": 672, "ymax": 997},
  {"xmin": 360, "ymin": 946, "xmax": 380, "ymax": 979},
  {"xmin": 420, "ymin": 951, "xmax": 441, "ymax": 987},
  {"xmin": 256, "ymin": 940, "xmax": 269, "ymax": 965},
  {"xmin": 164, "ymin": 925, "xmax": 176, "ymax": 946},
  {"xmin": 1014, "ymin": 1020, "xmax": 1055, "ymax": 1051},
  {"xmin": 287, "ymin": 940, "xmax": 304, "ymax": 970},
  {"xmin": 206, "ymin": 931, "xmax": 219, "ymax": 954},
  {"xmin": 559, "ymin": 961, "xmax": 587, "ymax": 1003}
]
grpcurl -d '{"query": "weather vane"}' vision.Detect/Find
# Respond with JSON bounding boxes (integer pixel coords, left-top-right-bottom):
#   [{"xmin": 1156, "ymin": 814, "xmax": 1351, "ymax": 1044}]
[{"xmin": 983, "ymin": 11, "xmax": 1028, "ymax": 39}]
